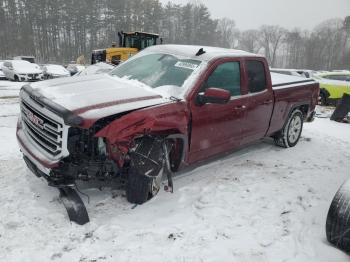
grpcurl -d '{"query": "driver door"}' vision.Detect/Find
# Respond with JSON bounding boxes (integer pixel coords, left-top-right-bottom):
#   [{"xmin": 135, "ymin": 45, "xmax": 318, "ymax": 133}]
[{"xmin": 189, "ymin": 59, "xmax": 248, "ymax": 163}]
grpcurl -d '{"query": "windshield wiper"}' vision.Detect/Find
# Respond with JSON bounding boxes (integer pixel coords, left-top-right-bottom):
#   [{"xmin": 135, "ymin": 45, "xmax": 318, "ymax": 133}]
[{"xmin": 169, "ymin": 96, "xmax": 182, "ymax": 102}]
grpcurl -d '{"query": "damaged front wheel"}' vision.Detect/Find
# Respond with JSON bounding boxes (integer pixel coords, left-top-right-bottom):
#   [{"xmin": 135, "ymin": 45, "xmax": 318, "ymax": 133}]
[{"xmin": 126, "ymin": 136, "xmax": 165, "ymax": 204}]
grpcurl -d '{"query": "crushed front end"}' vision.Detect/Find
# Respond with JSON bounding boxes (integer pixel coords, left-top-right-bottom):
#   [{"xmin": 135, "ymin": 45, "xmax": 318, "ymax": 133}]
[{"xmin": 16, "ymin": 87, "xmax": 124, "ymax": 225}]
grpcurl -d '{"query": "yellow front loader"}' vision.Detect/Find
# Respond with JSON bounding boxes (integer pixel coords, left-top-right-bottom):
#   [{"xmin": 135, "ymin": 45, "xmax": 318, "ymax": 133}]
[{"xmin": 91, "ymin": 31, "xmax": 160, "ymax": 65}]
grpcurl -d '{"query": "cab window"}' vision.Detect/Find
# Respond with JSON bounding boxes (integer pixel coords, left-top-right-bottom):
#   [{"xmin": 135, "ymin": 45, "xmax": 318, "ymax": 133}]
[
  {"xmin": 206, "ymin": 62, "xmax": 241, "ymax": 96},
  {"xmin": 247, "ymin": 60, "xmax": 266, "ymax": 93}
]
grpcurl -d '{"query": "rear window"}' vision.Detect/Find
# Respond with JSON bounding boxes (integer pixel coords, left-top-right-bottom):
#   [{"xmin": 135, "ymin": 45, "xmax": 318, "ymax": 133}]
[{"xmin": 247, "ymin": 61, "xmax": 266, "ymax": 93}]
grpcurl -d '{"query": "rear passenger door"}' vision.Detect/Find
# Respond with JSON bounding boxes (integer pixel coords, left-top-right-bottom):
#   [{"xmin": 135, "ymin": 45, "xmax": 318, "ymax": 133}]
[{"xmin": 241, "ymin": 59, "xmax": 274, "ymax": 144}]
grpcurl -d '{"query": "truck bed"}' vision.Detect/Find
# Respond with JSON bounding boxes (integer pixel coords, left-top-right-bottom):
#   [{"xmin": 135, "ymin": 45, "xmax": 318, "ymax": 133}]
[
  {"xmin": 267, "ymin": 72, "xmax": 320, "ymax": 136},
  {"xmin": 271, "ymin": 72, "xmax": 316, "ymax": 89}
]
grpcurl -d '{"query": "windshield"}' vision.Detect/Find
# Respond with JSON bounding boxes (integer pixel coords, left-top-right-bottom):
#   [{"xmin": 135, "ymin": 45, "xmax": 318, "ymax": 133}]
[{"xmin": 109, "ymin": 53, "xmax": 202, "ymax": 97}]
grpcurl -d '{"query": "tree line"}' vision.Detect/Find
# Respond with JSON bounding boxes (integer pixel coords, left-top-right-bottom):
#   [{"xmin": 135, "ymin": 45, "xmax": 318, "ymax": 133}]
[{"xmin": 0, "ymin": 0, "xmax": 349, "ymax": 70}]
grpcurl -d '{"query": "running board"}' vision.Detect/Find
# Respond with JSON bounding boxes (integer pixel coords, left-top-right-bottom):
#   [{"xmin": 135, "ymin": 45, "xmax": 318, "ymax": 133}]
[{"xmin": 59, "ymin": 187, "xmax": 90, "ymax": 225}]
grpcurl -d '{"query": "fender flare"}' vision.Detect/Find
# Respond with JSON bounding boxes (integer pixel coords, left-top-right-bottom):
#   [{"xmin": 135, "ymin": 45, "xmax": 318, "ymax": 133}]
[{"xmin": 286, "ymin": 102, "xmax": 310, "ymax": 121}]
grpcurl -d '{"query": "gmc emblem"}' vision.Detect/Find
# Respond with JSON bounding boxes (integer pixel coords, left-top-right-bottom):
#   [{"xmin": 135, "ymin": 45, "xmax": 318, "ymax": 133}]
[{"xmin": 25, "ymin": 109, "xmax": 44, "ymax": 129}]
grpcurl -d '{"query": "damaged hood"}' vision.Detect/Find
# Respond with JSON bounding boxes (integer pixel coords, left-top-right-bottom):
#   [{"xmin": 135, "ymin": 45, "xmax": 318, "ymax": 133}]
[{"xmin": 28, "ymin": 74, "xmax": 168, "ymax": 124}]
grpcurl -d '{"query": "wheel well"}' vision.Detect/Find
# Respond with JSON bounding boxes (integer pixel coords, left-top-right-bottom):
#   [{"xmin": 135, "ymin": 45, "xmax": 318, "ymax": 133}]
[
  {"xmin": 320, "ymin": 88, "xmax": 330, "ymax": 97},
  {"xmin": 297, "ymin": 105, "xmax": 309, "ymax": 119},
  {"xmin": 132, "ymin": 134, "xmax": 186, "ymax": 173},
  {"xmin": 166, "ymin": 137, "xmax": 185, "ymax": 172}
]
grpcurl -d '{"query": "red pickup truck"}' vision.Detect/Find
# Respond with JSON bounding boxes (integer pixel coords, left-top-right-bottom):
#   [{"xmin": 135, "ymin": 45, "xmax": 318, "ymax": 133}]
[{"xmin": 17, "ymin": 45, "xmax": 319, "ymax": 205}]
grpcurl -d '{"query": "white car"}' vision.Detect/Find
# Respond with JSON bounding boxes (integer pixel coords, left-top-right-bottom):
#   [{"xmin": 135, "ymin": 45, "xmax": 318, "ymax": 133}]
[
  {"xmin": 0, "ymin": 61, "xmax": 7, "ymax": 80},
  {"xmin": 1, "ymin": 60, "xmax": 44, "ymax": 81},
  {"xmin": 42, "ymin": 64, "xmax": 70, "ymax": 79}
]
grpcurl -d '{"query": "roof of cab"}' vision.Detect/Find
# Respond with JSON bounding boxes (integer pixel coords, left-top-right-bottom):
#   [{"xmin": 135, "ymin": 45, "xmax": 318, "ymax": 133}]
[{"xmin": 144, "ymin": 44, "xmax": 262, "ymax": 62}]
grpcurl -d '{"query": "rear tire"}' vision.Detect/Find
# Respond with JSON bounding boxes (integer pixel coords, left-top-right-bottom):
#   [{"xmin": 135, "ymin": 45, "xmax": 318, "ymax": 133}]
[
  {"xmin": 274, "ymin": 109, "xmax": 303, "ymax": 148},
  {"xmin": 14, "ymin": 75, "xmax": 19, "ymax": 82},
  {"xmin": 326, "ymin": 179, "xmax": 350, "ymax": 252},
  {"xmin": 320, "ymin": 91, "xmax": 328, "ymax": 106}
]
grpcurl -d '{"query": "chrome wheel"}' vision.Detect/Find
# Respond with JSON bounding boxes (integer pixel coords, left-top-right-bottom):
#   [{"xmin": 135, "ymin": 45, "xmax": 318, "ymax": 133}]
[{"xmin": 288, "ymin": 115, "xmax": 302, "ymax": 144}]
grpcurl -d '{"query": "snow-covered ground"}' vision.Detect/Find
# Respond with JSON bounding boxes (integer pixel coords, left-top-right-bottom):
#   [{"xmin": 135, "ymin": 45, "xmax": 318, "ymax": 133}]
[{"xmin": 0, "ymin": 80, "xmax": 349, "ymax": 261}]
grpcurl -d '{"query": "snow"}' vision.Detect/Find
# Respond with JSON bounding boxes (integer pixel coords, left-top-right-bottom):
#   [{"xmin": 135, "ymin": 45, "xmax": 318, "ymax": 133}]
[
  {"xmin": 75, "ymin": 62, "xmax": 114, "ymax": 76},
  {"xmin": 0, "ymin": 80, "xmax": 25, "ymax": 98},
  {"xmin": 0, "ymin": 79, "xmax": 350, "ymax": 261},
  {"xmin": 271, "ymin": 72, "xmax": 313, "ymax": 86},
  {"xmin": 7, "ymin": 60, "xmax": 42, "ymax": 74},
  {"xmin": 29, "ymin": 74, "xmax": 167, "ymax": 118},
  {"xmin": 44, "ymin": 65, "xmax": 70, "ymax": 76}
]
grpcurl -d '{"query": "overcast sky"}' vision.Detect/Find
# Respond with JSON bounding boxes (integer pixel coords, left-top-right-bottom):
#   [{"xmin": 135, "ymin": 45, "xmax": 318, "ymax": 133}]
[{"xmin": 160, "ymin": 0, "xmax": 350, "ymax": 30}]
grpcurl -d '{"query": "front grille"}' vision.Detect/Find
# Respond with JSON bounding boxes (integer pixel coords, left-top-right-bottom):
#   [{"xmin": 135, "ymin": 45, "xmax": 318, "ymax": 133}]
[
  {"xmin": 27, "ymin": 74, "xmax": 38, "ymax": 78},
  {"xmin": 20, "ymin": 99, "xmax": 63, "ymax": 156}
]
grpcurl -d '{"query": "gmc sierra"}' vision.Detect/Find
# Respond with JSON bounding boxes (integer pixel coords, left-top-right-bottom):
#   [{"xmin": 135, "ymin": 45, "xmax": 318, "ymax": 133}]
[{"xmin": 17, "ymin": 45, "xmax": 319, "ymax": 210}]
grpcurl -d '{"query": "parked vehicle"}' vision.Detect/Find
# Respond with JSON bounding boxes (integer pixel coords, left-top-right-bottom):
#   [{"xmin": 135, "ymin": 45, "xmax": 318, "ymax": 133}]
[
  {"xmin": 317, "ymin": 71, "xmax": 350, "ymax": 82},
  {"xmin": 2, "ymin": 60, "xmax": 43, "ymax": 81},
  {"xmin": 66, "ymin": 64, "xmax": 85, "ymax": 76},
  {"xmin": 42, "ymin": 64, "xmax": 70, "ymax": 79},
  {"xmin": 91, "ymin": 31, "xmax": 160, "ymax": 65},
  {"xmin": 16, "ymin": 45, "xmax": 319, "ymax": 219},
  {"xmin": 0, "ymin": 61, "xmax": 7, "ymax": 80},
  {"xmin": 13, "ymin": 56, "xmax": 36, "ymax": 63},
  {"xmin": 74, "ymin": 62, "xmax": 115, "ymax": 76},
  {"xmin": 313, "ymin": 72, "xmax": 350, "ymax": 105},
  {"xmin": 270, "ymin": 68, "xmax": 316, "ymax": 78}
]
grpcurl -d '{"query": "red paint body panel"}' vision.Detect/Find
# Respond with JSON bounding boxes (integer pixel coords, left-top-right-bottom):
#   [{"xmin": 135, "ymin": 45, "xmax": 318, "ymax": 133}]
[
  {"xmin": 17, "ymin": 46, "xmax": 320, "ymax": 174},
  {"xmin": 267, "ymin": 82, "xmax": 319, "ymax": 136},
  {"xmin": 93, "ymin": 57, "xmax": 319, "ymax": 168},
  {"xmin": 95, "ymin": 102, "xmax": 190, "ymax": 165}
]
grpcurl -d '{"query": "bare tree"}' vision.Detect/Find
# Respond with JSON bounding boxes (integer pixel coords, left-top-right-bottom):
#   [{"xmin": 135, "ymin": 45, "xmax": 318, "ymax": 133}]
[
  {"xmin": 259, "ymin": 25, "xmax": 286, "ymax": 67},
  {"xmin": 238, "ymin": 29, "xmax": 262, "ymax": 53},
  {"xmin": 217, "ymin": 18, "xmax": 239, "ymax": 48},
  {"xmin": 0, "ymin": 0, "xmax": 349, "ymax": 70}
]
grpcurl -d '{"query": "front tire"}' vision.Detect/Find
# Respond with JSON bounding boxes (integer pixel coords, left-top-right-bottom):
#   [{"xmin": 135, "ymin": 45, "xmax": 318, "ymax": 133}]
[
  {"xmin": 126, "ymin": 137, "xmax": 165, "ymax": 204},
  {"xmin": 274, "ymin": 109, "xmax": 304, "ymax": 148}
]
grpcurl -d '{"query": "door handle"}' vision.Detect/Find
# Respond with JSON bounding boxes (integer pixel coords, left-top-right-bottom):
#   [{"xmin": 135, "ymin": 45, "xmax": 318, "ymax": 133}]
[{"xmin": 234, "ymin": 105, "xmax": 246, "ymax": 110}]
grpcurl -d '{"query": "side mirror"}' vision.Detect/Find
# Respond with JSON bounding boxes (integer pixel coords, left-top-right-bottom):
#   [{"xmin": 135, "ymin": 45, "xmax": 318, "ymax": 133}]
[{"xmin": 197, "ymin": 87, "xmax": 231, "ymax": 105}]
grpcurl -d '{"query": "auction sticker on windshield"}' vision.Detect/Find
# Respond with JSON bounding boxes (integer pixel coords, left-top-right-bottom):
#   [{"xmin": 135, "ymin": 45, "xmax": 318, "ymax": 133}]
[{"xmin": 174, "ymin": 61, "xmax": 199, "ymax": 70}]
